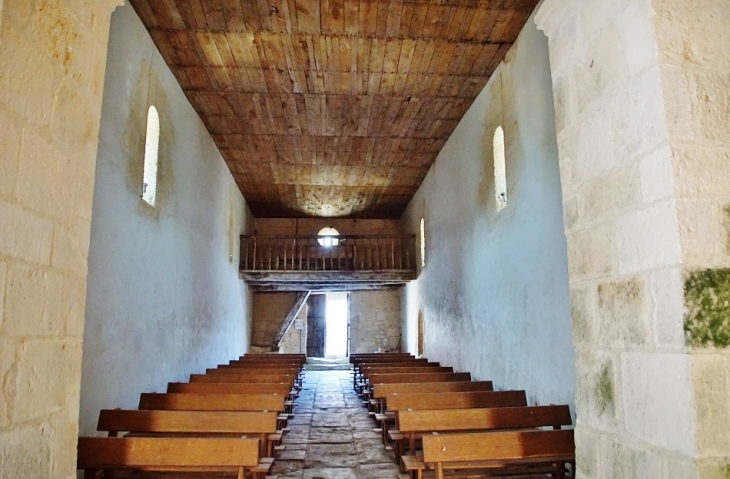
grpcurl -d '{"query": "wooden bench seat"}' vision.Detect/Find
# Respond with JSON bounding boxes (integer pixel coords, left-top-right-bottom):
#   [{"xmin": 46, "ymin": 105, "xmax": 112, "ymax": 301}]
[
  {"xmin": 375, "ymin": 390, "xmax": 527, "ymax": 444},
  {"xmin": 356, "ymin": 367, "xmax": 454, "ymax": 393},
  {"xmin": 403, "ymin": 429, "xmax": 575, "ymax": 479},
  {"xmin": 361, "ymin": 372, "xmax": 471, "ymax": 403},
  {"xmin": 189, "ymin": 373, "xmax": 298, "ymax": 387},
  {"xmin": 395, "ymin": 405, "xmax": 572, "ymax": 473},
  {"xmin": 371, "ymin": 381, "xmax": 494, "ymax": 413},
  {"xmin": 77, "ymin": 436, "xmax": 273, "ymax": 479},
  {"xmin": 167, "ymin": 381, "xmax": 296, "ymax": 398},
  {"xmin": 97, "ymin": 409, "xmax": 280, "ymax": 457}
]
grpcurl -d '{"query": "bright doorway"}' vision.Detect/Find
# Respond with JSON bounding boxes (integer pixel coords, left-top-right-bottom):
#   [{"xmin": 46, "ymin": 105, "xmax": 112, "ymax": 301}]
[{"xmin": 324, "ymin": 292, "xmax": 349, "ymax": 358}]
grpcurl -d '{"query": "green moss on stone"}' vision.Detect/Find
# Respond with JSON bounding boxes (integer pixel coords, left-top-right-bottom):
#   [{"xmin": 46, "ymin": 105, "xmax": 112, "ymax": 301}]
[
  {"xmin": 684, "ymin": 269, "xmax": 730, "ymax": 348},
  {"xmin": 596, "ymin": 364, "xmax": 614, "ymax": 415}
]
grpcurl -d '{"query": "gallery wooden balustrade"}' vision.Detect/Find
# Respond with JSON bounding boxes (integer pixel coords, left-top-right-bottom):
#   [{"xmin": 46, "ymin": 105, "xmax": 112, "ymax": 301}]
[{"xmin": 239, "ymin": 235, "xmax": 417, "ymax": 291}]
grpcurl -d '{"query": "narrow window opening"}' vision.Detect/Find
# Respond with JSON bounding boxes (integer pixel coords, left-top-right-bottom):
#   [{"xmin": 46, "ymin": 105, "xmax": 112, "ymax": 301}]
[
  {"xmin": 317, "ymin": 226, "xmax": 340, "ymax": 247},
  {"xmin": 493, "ymin": 126, "xmax": 507, "ymax": 211},
  {"xmin": 419, "ymin": 218, "xmax": 426, "ymax": 268},
  {"xmin": 142, "ymin": 106, "xmax": 160, "ymax": 206}
]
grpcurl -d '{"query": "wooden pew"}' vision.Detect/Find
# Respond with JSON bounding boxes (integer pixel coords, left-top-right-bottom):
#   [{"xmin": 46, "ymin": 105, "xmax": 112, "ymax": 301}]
[
  {"xmin": 352, "ymin": 358, "xmax": 434, "ymax": 389},
  {"xmin": 356, "ymin": 367, "xmax": 453, "ymax": 393},
  {"xmin": 77, "ymin": 436, "xmax": 265, "ymax": 479},
  {"xmin": 416, "ymin": 429, "xmax": 575, "ymax": 479},
  {"xmin": 189, "ymin": 373, "xmax": 297, "ymax": 386},
  {"xmin": 216, "ymin": 362, "xmax": 302, "ymax": 372},
  {"xmin": 205, "ymin": 368, "xmax": 303, "ymax": 387},
  {"xmin": 375, "ymin": 389, "xmax": 528, "ymax": 444},
  {"xmin": 139, "ymin": 392, "xmax": 290, "ymax": 432},
  {"xmin": 242, "ymin": 353, "xmax": 305, "ymax": 359},
  {"xmin": 167, "ymin": 381, "xmax": 297, "ymax": 410},
  {"xmin": 362, "ymin": 372, "xmax": 471, "ymax": 403},
  {"xmin": 168, "ymin": 381, "xmax": 293, "ymax": 396},
  {"xmin": 371, "ymin": 381, "xmax": 494, "ymax": 413},
  {"xmin": 97, "ymin": 409, "xmax": 280, "ymax": 457},
  {"xmin": 398, "ymin": 405, "xmax": 573, "ymax": 475}
]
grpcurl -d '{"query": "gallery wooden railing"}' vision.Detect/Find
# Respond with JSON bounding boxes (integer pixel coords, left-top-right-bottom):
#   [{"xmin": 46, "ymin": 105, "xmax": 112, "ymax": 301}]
[{"xmin": 240, "ymin": 235, "xmax": 417, "ymax": 272}]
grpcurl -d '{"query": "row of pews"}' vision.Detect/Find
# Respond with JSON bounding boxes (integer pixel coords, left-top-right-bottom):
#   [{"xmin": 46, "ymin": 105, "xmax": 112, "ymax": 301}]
[
  {"xmin": 350, "ymin": 352, "xmax": 576, "ymax": 479},
  {"xmin": 77, "ymin": 353, "xmax": 306, "ymax": 479}
]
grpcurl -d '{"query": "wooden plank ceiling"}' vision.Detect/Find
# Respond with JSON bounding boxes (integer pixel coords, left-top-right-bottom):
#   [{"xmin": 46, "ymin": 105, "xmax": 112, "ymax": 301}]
[{"xmin": 130, "ymin": 0, "xmax": 538, "ymax": 218}]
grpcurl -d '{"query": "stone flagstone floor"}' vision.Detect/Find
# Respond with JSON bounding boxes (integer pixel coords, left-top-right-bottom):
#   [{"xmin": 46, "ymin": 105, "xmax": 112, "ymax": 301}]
[{"xmin": 271, "ymin": 370, "xmax": 401, "ymax": 479}]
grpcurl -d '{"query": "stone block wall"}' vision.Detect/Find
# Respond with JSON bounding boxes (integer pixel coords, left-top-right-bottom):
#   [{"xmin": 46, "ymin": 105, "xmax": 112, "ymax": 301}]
[
  {"xmin": 652, "ymin": 0, "xmax": 730, "ymax": 472},
  {"xmin": 350, "ymin": 290, "xmax": 401, "ymax": 353},
  {"xmin": 0, "ymin": 1, "xmax": 120, "ymax": 477},
  {"xmin": 279, "ymin": 305, "xmax": 307, "ymax": 354},
  {"xmin": 251, "ymin": 292, "xmax": 299, "ymax": 349},
  {"xmin": 536, "ymin": 0, "xmax": 730, "ymax": 476}
]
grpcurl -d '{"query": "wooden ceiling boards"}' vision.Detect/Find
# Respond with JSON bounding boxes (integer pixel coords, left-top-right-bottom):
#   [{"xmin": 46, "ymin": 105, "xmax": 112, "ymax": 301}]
[{"xmin": 130, "ymin": 0, "xmax": 539, "ymax": 218}]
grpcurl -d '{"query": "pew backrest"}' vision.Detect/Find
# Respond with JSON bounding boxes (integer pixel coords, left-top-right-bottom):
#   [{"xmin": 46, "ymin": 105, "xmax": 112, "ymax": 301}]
[
  {"xmin": 167, "ymin": 382, "xmax": 292, "ymax": 395},
  {"xmin": 77, "ymin": 437, "xmax": 259, "ymax": 469},
  {"xmin": 97, "ymin": 409, "xmax": 278, "ymax": 436},
  {"xmin": 368, "ymin": 372, "xmax": 471, "ymax": 384},
  {"xmin": 398, "ymin": 405, "xmax": 573, "ymax": 433},
  {"xmin": 139, "ymin": 393, "xmax": 285, "ymax": 412},
  {"xmin": 386, "ymin": 390, "xmax": 527, "ymax": 412},
  {"xmin": 373, "ymin": 381, "xmax": 494, "ymax": 398},
  {"xmin": 422, "ymin": 429, "xmax": 575, "ymax": 463},
  {"xmin": 190, "ymin": 373, "xmax": 295, "ymax": 384}
]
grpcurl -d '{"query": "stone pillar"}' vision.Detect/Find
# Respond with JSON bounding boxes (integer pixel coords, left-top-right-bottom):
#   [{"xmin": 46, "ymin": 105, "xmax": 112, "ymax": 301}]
[
  {"xmin": 0, "ymin": 1, "xmax": 122, "ymax": 477},
  {"xmin": 653, "ymin": 0, "xmax": 730, "ymax": 474},
  {"xmin": 536, "ymin": 0, "xmax": 730, "ymax": 477}
]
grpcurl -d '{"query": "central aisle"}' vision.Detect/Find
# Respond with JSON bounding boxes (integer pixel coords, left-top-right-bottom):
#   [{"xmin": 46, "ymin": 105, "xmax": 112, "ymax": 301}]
[{"xmin": 271, "ymin": 370, "xmax": 401, "ymax": 479}]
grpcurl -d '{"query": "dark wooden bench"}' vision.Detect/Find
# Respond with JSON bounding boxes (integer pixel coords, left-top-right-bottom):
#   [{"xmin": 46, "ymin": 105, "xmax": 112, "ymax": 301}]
[
  {"xmin": 97, "ymin": 409, "xmax": 281, "ymax": 458},
  {"xmin": 398, "ymin": 405, "xmax": 573, "ymax": 475},
  {"xmin": 375, "ymin": 389, "xmax": 527, "ymax": 444},
  {"xmin": 412, "ymin": 429, "xmax": 575, "ymax": 479},
  {"xmin": 77, "ymin": 436, "xmax": 272, "ymax": 479}
]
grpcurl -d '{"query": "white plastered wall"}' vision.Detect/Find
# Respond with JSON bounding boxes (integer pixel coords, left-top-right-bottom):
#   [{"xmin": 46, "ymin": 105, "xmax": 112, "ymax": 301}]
[
  {"xmin": 401, "ymin": 14, "xmax": 575, "ymax": 410},
  {"xmin": 78, "ymin": 3, "xmax": 253, "ymax": 435}
]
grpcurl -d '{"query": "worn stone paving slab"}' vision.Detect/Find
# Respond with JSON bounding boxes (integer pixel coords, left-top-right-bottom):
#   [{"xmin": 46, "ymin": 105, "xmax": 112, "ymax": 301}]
[{"xmin": 274, "ymin": 370, "xmax": 401, "ymax": 479}]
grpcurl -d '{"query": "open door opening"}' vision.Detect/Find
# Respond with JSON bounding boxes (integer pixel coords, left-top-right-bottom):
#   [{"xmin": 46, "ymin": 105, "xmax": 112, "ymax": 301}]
[{"xmin": 324, "ymin": 292, "xmax": 349, "ymax": 358}]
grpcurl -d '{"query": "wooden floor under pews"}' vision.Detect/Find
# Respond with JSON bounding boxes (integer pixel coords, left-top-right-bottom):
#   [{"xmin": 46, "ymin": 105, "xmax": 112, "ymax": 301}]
[{"xmin": 76, "ymin": 352, "xmax": 574, "ymax": 479}]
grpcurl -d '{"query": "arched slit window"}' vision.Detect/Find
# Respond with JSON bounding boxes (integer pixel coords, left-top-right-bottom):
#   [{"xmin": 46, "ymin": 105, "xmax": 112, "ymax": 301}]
[
  {"xmin": 493, "ymin": 126, "xmax": 507, "ymax": 211},
  {"xmin": 142, "ymin": 106, "xmax": 160, "ymax": 206},
  {"xmin": 317, "ymin": 227, "xmax": 340, "ymax": 247},
  {"xmin": 419, "ymin": 218, "xmax": 426, "ymax": 268}
]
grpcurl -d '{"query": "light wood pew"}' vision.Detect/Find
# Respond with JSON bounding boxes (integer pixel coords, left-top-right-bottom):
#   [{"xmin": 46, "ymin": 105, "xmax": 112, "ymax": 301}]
[
  {"xmin": 415, "ymin": 429, "xmax": 575, "ymax": 479},
  {"xmin": 352, "ymin": 358, "xmax": 433, "ymax": 389},
  {"xmin": 190, "ymin": 373, "xmax": 297, "ymax": 386},
  {"xmin": 356, "ymin": 366, "xmax": 453, "ymax": 393},
  {"xmin": 219, "ymin": 362, "xmax": 303, "ymax": 370},
  {"xmin": 376, "ymin": 389, "xmax": 527, "ymax": 444},
  {"xmin": 362, "ymin": 372, "xmax": 471, "ymax": 403},
  {"xmin": 77, "ymin": 436, "xmax": 267, "ymax": 479},
  {"xmin": 97, "ymin": 409, "xmax": 280, "ymax": 457},
  {"xmin": 234, "ymin": 357, "xmax": 306, "ymax": 363},
  {"xmin": 242, "ymin": 353, "xmax": 305, "ymax": 359},
  {"xmin": 205, "ymin": 368, "xmax": 303, "ymax": 387},
  {"xmin": 167, "ymin": 382, "xmax": 296, "ymax": 411},
  {"xmin": 139, "ymin": 392, "xmax": 290, "ymax": 431},
  {"xmin": 398, "ymin": 405, "xmax": 573, "ymax": 475},
  {"xmin": 372, "ymin": 381, "xmax": 494, "ymax": 413}
]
